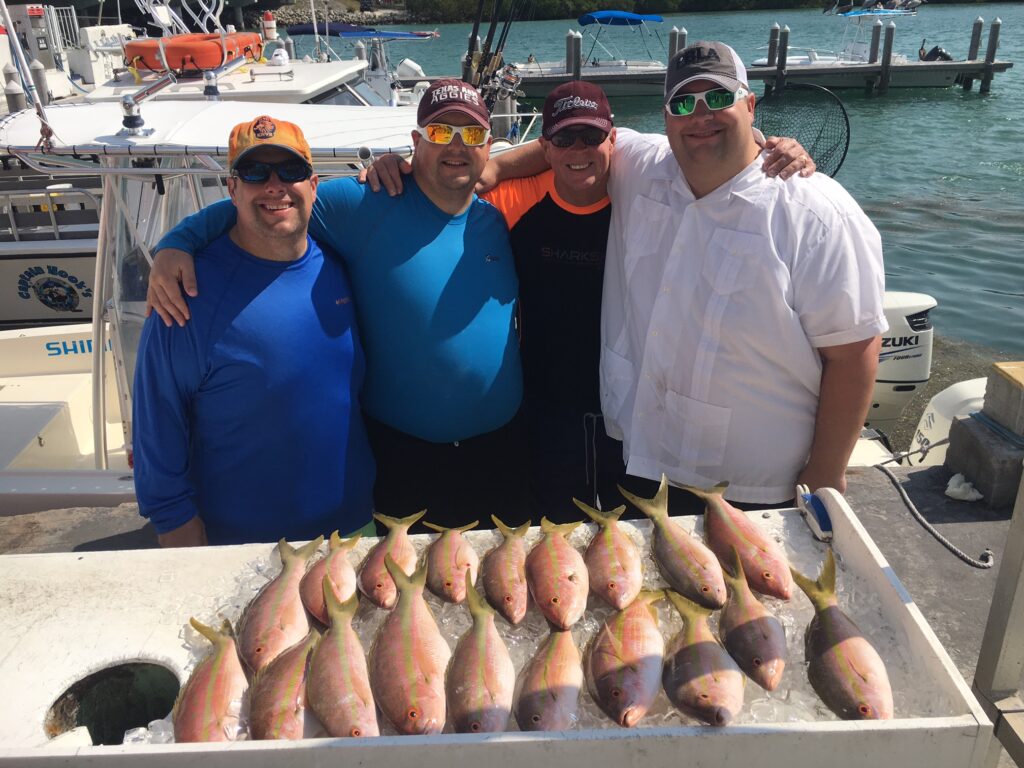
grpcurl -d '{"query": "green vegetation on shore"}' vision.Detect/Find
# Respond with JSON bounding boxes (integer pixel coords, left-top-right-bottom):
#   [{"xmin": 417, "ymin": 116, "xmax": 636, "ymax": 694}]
[{"xmin": 403, "ymin": 0, "xmax": 993, "ymax": 24}]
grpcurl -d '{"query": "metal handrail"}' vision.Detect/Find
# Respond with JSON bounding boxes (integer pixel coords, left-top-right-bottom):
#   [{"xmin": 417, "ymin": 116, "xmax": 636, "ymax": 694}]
[{"xmin": 0, "ymin": 186, "xmax": 101, "ymax": 242}]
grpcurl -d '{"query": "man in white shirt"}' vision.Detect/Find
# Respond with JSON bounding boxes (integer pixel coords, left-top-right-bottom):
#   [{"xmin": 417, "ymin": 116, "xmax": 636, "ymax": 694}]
[{"xmin": 602, "ymin": 41, "xmax": 887, "ymax": 507}]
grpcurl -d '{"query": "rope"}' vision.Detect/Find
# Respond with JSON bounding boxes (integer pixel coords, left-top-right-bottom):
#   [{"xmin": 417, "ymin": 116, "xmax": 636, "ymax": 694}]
[{"xmin": 872, "ymin": 451, "xmax": 995, "ymax": 569}]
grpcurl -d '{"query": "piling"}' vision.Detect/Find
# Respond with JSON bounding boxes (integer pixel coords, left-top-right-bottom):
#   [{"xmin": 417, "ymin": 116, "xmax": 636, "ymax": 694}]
[
  {"xmin": 283, "ymin": 37, "xmax": 295, "ymax": 60},
  {"xmin": 669, "ymin": 26, "xmax": 685, "ymax": 60},
  {"xmin": 565, "ymin": 29, "xmax": 574, "ymax": 76},
  {"xmin": 571, "ymin": 30, "xmax": 582, "ymax": 80},
  {"xmin": 865, "ymin": 19, "xmax": 883, "ymax": 94},
  {"xmin": 4, "ymin": 78, "xmax": 26, "ymax": 112},
  {"xmin": 963, "ymin": 17, "xmax": 984, "ymax": 91},
  {"xmin": 767, "ymin": 23, "xmax": 780, "ymax": 67},
  {"xmin": 981, "ymin": 18, "xmax": 1000, "ymax": 94},
  {"xmin": 29, "ymin": 58, "xmax": 48, "ymax": 106},
  {"xmin": 2, "ymin": 62, "xmax": 15, "ymax": 85},
  {"xmin": 774, "ymin": 25, "xmax": 789, "ymax": 93},
  {"xmin": 878, "ymin": 22, "xmax": 895, "ymax": 95}
]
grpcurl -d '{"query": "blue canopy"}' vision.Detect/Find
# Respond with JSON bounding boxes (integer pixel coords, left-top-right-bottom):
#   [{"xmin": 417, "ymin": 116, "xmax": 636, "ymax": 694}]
[
  {"xmin": 286, "ymin": 22, "xmax": 433, "ymax": 39},
  {"xmin": 577, "ymin": 11, "xmax": 664, "ymax": 26}
]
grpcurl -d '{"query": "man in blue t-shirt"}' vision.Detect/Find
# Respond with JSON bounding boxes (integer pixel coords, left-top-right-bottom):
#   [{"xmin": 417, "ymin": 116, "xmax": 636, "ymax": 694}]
[
  {"xmin": 145, "ymin": 82, "xmax": 528, "ymax": 528},
  {"xmin": 133, "ymin": 116, "xmax": 375, "ymax": 546}
]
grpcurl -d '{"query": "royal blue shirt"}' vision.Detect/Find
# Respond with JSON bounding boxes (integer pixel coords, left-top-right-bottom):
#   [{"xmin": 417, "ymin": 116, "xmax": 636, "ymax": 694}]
[
  {"xmin": 157, "ymin": 176, "xmax": 522, "ymax": 443},
  {"xmin": 133, "ymin": 234, "xmax": 375, "ymax": 544}
]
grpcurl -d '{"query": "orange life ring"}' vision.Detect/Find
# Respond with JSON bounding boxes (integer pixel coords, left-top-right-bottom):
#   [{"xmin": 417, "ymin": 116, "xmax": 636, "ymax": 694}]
[{"xmin": 124, "ymin": 32, "xmax": 263, "ymax": 73}]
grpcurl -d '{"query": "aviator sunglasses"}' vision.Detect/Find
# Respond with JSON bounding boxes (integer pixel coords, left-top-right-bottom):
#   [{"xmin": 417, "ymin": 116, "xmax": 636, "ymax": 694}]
[
  {"xmin": 417, "ymin": 123, "xmax": 491, "ymax": 146},
  {"xmin": 232, "ymin": 159, "xmax": 313, "ymax": 184},
  {"xmin": 665, "ymin": 86, "xmax": 750, "ymax": 117},
  {"xmin": 549, "ymin": 127, "xmax": 609, "ymax": 149}
]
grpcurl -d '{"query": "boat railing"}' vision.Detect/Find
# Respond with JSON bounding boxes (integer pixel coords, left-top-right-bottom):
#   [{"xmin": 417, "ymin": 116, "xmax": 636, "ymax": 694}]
[{"xmin": 0, "ymin": 186, "xmax": 100, "ymax": 244}]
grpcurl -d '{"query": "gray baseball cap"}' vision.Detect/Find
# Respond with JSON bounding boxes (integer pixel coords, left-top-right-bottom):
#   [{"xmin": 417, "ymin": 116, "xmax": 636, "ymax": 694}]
[{"xmin": 664, "ymin": 41, "xmax": 749, "ymax": 104}]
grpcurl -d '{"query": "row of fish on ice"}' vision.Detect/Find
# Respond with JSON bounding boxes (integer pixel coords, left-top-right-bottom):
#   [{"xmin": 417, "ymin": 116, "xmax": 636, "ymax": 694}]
[{"xmin": 172, "ymin": 476, "xmax": 894, "ymax": 742}]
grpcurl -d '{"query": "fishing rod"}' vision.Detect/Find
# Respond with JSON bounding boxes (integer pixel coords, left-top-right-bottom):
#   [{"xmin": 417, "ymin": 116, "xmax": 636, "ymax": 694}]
[
  {"xmin": 463, "ymin": 0, "xmax": 487, "ymax": 82},
  {"xmin": 479, "ymin": 0, "xmax": 525, "ymax": 90},
  {"xmin": 473, "ymin": 0, "xmax": 503, "ymax": 87}
]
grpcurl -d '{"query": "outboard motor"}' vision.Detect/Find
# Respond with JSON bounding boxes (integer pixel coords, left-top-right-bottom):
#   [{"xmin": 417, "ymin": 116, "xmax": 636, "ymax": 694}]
[
  {"xmin": 867, "ymin": 292, "xmax": 936, "ymax": 434},
  {"xmin": 919, "ymin": 39, "xmax": 954, "ymax": 62}
]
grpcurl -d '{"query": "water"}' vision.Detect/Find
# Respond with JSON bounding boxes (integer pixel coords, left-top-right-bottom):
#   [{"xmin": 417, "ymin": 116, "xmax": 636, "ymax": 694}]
[{"xmin": 364, "ymin": 4, "xmax": 1024, "ymax": 356}]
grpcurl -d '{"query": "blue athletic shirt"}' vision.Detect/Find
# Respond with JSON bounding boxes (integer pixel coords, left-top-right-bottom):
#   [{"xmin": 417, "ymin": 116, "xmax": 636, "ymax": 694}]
[
  {"xmin": 133, "ymin": 233, "xmax": 375, "ymax": 545},
  {"xmin": 157, "ymin": 176, "xmax": 522, "ymax": 443}
]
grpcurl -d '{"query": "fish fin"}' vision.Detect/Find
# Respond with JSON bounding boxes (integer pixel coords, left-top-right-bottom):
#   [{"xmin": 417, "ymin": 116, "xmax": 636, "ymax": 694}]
[
  {"xmin": 329, "ymin": 530, "xmax": 362, "ymax": 551},
  {"xmin": 491, "ymin": 515, "xmax": 531, "ymax": 538},
  {"xmin": 280, "ymin": 536, "xmax": 325, "ymax": 568},
  {"xmin": 790, "ymin": 549, "xmax": 836, "ymax": 611},
  {"xmin": 322, "ymin": 574, "xmax": 359, "ymax": 625},
  {"xmin": 617, "ymin": 474, "xmax": 671, "ymax": 521},
  {"xmin": 422, "ymin": 520, "xmax": 480, "ymax": 534},
  {"xmin": 572, "ymin": 498, "xmax": 626, "ymax": 527},
  {"xmin": 637, "ymin": 589, "xmax": 666, "ymax": 606},
  {"xmin": 678, "ymin": 481, "xmax": 730, "ymax": 502},
  {"xmin": 666, "ymin": 590, "xmax": 713, "ymax": 623},
  {"xmin": 188, "ymin": 616, "xmax": 231, "ymax": 648},
  {"xmin": 384, "ymin": 553, "xmax": 425, "ymax": 592},
  {"xmin": 465, "ymin": 568, "xmax": 492, "ymax": 620},
  {"xmin": 373, "ymin": 509, "xmax": 427, "ymax": 531},
  {"xmin": 722, "ymin": 545, "xmax": 746, "ymax": 587},
  {"xmin": 540, "ymin": 516, "xmax": 583, "ymax": 537}
]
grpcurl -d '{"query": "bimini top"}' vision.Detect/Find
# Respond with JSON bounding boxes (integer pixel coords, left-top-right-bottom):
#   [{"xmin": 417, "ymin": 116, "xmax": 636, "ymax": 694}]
[
  {"xmin": 0, "ymin": 100, "xmax": 417, "ymax": 160},
  {"xmin": 577, "ymin": 10, "xmax": 664, "ymax": 26},
  {"xmin": 840, "ymin": 8, "xmax": 917, "ymax": 17},
  {"xmin": 286, "ymin": 22, "xmax": 434, "ymax": 40}
]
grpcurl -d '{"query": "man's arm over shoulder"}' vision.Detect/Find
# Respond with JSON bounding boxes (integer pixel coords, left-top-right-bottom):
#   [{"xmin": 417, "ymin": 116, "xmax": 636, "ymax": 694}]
[
  {"xmin": 307, "ymin": 176, "xmax": 368, "ymax": 254},
  {"xmin": 132, "ymin": 309, "xmax": 207, "ymax": 544}
]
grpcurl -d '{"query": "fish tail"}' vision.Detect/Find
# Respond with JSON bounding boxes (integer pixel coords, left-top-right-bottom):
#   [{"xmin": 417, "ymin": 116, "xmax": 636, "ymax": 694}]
[
  {"xmin": 678, "ymin": 481, "xmax": 730, "ymax": 503},
  {"xmin": 188, "ymin": 617, "xmax": 233, "ymax": 648},
  {"xmin": 384, "ymin": 553, "xmax": 425, "ymax": 592},
  {"xmin": 540, "ymin": 516, "xmax": 582, "ymax": 537},
  {"xmin": 572, "ymin": 498, "xmax": 626, "ymax": 527},
  {"xmin": 666, "ymin": 590, "xmax": 713, "ymax": 621},
  {"xmin": 373, "ymin": 509, "xmax": 427, "ymax": 531},
  {"xmin": 491, "ymin": 515, "xmax": 530, "ymax": 538},
  {"xmin": 328, "ymin": 530, "xmax": 362, "ymax": 552},
  {"xmin": 322, "ymin": 574, "xmax": 359, "ymax": 624},
  {"xmin": 618, "ymin": 474, "xmax": 671, "ymax": 521},
  {"xmin": 637, "ymin": 589, "xmax": 666, "ymax": 606},
  {"xmin": 279, "ymin": 536, "xmax": 325, "ymax": 567},
  {"xmin": 790, "ymin": 549, "xmax": 837, "ymax": 611},
  {"xmin": 422, "ymin": 520, "xmax": 479, "ymax": 534},
  {"xmin": 465, "ymin": 569, "xmax": 492, "ymax": 620}
]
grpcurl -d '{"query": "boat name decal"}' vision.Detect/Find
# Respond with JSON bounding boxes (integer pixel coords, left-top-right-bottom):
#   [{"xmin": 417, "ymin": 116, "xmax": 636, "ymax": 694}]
[
  {"xmin": 16, "ymin": 264, "xmax": 92, "ymax": 313},
  {"xmin": 881, "ymin": 336, "xmax": 920, "ymax": 349},
  {"xmin": 551, "ymin": 96, "xmax": 599, "ymax": 116},
  {"xmin": 45, "ymin": 338, "xmax": 112, "ymax": 357}
]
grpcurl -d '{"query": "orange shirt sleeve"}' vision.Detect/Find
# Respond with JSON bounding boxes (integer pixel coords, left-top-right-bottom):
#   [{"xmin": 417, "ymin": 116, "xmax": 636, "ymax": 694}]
[{"xmin": 481, "ymin": 170, "xmax": 556, "ymax": 231}]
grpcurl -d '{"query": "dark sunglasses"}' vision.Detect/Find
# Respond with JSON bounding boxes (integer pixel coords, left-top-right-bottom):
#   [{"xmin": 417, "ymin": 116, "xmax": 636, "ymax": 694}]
[
  {"xmin": 232, "ymin": 159, "xmax": 313, "ymax": 184},
  {"xmin": 549, "ymin": 127, "xmax": 609, "ymax": 149}
]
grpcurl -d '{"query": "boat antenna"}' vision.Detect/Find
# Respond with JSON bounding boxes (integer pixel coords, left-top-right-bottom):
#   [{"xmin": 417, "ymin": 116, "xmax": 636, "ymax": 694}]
[
  {"xmin": 473, "ymin": 0, "xmax": 502, "ymax": 86},
  {"xmin": 463, "ymin": 0, "xmax": 488, "ymax": 82},
  {"xmin": 0, "ymin": 0, "xmax": 57, "ymax": 149}
]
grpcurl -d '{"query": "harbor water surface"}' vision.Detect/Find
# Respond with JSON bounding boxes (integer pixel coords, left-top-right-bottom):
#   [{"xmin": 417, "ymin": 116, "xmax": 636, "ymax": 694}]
[{"xmin": 356, "ymin": 3, "xmax": 1024, "ymax": 356}]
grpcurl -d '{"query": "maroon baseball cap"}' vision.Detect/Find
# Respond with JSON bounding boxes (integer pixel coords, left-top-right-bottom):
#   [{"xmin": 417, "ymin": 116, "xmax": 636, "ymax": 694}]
[
  {"xmin": 542, "ymin": 81, "xmax": 613, "ymax": 139},
  {"xmin": 417, "ymin": 79, "xmax": 490, "ymax": 128}
]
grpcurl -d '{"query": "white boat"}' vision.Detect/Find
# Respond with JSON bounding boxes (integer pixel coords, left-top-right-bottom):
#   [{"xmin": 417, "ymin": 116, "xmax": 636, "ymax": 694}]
[
  {"xmin": 749, "ymin": 6, "xmax": 961, "ymax": 89},
  {"xmin": 0, "ymin": 98, "xmax": 419, "ymax": 514},
  {"xmin": 513, "ymin": 11, "xmax": 667, "ymax": 99}
]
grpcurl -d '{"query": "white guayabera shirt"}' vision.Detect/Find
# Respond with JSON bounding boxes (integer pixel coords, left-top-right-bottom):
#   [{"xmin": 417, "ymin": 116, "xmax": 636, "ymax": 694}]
[{"xmin": 601, "ymin": 128, "xmax": 888, "ymax": 504}]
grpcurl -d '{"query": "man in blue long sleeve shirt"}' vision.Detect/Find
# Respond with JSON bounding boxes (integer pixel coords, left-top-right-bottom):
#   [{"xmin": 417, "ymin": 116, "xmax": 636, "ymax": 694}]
[{"xmin": 133, "ymin": 116, "xmax": 375, "ymax": 546}]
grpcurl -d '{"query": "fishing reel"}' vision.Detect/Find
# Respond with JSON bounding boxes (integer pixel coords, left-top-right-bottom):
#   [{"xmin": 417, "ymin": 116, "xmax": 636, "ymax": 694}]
[{"xmin": 481, "ymin": 64, "xmax": 523, "ymax": 110}]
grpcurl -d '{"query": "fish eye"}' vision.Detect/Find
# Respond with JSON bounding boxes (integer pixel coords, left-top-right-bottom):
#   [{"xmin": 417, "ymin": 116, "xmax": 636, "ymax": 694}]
[
  {"xmin": 531, "ymin": 714, "xmax": 541, "ymax": 723},
  {"xmin": 858, "ymin": 704, "xmax": 872, "ymax": 716},
  {"xmin": 351, "ymin": 727, "xmax": 362, "ymax": 737},
  {"xmin": 504, "ymin": 595, "xmax": 513, "ymax": 603},
  {"xmin": 445, "ymin": 580, "xmax": 453, "ymax": 588},
  {"xmin": 607, "ymin": 581, "xmax": 617, "ymax": 590},
  {"xmin": 700, "ymin": 585, "xmax": 710, "ymax": 593},
  {"xmin": 763, "ymin": 571, "xmax": 773, "ymax": 580},
  {"xmin": 699, "ymin": 693, "xmax": 710, "ymax": 700},
  {"xmin": 550, "ymin": 596, "xmax": 560, "ymax": 605},
  {"xmin": 375, "ymin": 581, "xmax": 384, "ymax": 589},
  {"xmin": 611, "ymin": 688, "xmax": 622, "ymax": 699},
  {"xmin": 254, "ymin": 646, "xmax": 264, "ymax": 654},
  {"xmin": 470, "ymin": 721, "xmax": 482, "ymax": 732},
  {"xmin": 408, "ymin": 707, "xmax": 420, "ymax": 719},
  {"xmin": 752, "ymin": 656, "xmax": 763, "ymax": 667}
]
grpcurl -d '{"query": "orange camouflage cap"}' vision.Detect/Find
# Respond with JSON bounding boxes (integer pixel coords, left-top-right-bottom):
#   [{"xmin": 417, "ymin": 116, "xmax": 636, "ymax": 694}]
[{"xmin": 227, "ymin": 115, "xmax": 313, "ymax": 169}]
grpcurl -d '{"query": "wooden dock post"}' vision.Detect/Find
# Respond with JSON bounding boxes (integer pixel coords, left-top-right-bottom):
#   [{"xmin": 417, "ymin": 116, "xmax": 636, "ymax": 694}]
[
  {"xmin": 764, "ymin": 23, "xmax": 780, "ymax": 97},
  {"xmin": 878, "ymin": 21, "xmax": 895, "ymax": 95},
  {"xmin": 774, "ymin": 25, "xmax": 789, "ymax": 94},
  {"xmin": 866, "ymin": 19, "xmax": 882, "ymax": 94},
  {"xmin": 963, "ymin": 16, "xmax": 984, "ymax": 91},
  {"xmin": 981, "ymin": 17, "xmax": 1001, "ymax": 94}
]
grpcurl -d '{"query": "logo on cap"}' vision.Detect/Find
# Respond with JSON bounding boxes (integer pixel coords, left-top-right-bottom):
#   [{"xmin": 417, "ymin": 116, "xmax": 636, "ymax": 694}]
[
  {"xmin": 676, "ymin": 46, "xmax": 721, "ymax": 70},
  {"xmin": 252, "ymin": 116, "xmax": 276, "ymax": 140},
  {"xmin": 430, "ymin": 83, "xmax": 481, "ymax": 106},
  {"xmin": 552, "ymin": 96, "xmax": 599, "ymax": 117}
]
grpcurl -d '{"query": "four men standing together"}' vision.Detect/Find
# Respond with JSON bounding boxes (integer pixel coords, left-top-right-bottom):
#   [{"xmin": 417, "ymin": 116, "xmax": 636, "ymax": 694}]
[{"xmin": 136, "ymin": 41, "xmax": 885, "ymax": 545}]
